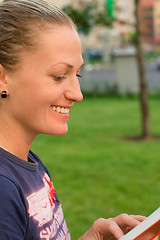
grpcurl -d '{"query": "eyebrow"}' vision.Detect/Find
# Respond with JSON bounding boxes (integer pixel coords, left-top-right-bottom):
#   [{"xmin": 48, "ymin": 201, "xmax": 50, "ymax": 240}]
[{"xmin": 51, "ymin": 62, "xmax": 84, "ymax": 69}]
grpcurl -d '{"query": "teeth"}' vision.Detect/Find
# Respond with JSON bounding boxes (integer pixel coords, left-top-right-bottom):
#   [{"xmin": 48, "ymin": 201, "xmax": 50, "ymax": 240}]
[
  {"xmin": 64, "ymin": 108, "xmax": 68, "ymax": 113},
  {"xmin": 57, "ymin": 107, "xmax": 61, "ymax": 113},
  {"xmin": 51, "ymin": 106, "xmax": 69, "ymax": 114},
  {"xmin": 61, "ymin": 108, "xmax": 65, "ymax": 113}
]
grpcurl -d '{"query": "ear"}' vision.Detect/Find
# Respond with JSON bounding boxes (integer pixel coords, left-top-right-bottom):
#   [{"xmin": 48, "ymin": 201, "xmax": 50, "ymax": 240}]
[{"xmin": 0, "ymin": 64, "xmax": 8, "ymax": 94}]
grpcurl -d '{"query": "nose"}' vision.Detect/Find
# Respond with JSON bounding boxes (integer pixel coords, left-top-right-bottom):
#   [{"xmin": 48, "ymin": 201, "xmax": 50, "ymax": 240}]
[{"xmin": 64, "ymin": 76, "xmax": 83, "ymax": 103}]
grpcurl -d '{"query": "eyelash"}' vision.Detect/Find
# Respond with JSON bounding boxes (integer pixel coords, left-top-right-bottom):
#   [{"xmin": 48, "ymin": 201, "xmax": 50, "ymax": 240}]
[
  {"xmin": 76, "ymin": 74, "xmax": 82, "ymax": 78},
  {"xmin": 53, "ymin": 76, "xmax": 66, "ymax": 81},
  {"xmin": 53, "ymin": 73, "xmax": 82, "ymax": 81}
]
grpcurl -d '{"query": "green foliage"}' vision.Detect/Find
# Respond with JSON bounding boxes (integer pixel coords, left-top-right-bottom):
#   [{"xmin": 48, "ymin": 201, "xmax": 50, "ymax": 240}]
[
  {"xmin": 95, "ymin": 11, "xmax": 113, "ymax": 27},
  {"xmin": 128, "ymin": 32, "xmax": 138, "ymax": 46},
  {"xmin": 63, "ymin": 5, "xmax": 94, "ymax": 34},
  {"xmin": 31, "ymin": 97, "xmax": 160, "ymax": 239},
  {"xmin": 63, "ymin": 4, "xmax": 113, "ymax": 34}
]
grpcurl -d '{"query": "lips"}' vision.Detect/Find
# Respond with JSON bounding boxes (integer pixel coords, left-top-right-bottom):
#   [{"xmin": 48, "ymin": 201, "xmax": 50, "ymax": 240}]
[{"xmin": 50, "ymin": 106, "xmax": 69, "ymax": 114}]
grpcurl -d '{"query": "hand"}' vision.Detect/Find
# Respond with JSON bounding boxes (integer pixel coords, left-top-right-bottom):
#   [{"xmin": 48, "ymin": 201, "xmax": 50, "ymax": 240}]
[{"xmin": 78, "ymin": 214, "xmax": 146, "ymax": 240}]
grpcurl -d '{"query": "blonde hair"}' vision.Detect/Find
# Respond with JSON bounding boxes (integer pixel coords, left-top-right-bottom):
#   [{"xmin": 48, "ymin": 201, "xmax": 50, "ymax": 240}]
[{"xmin": 0, "ymin": 0, "xmax": 76, "ymax": 71}]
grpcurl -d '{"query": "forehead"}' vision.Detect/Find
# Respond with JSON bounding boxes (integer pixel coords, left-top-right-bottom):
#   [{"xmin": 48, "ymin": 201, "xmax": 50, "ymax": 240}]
[
  {"xmin": 39, "ymin": 26, "xmax": 80, "ymax": 48},
  {"xmin": 40, "ymin": 26, "xmax": 82, "ymax": 64},
  {"xmin": 18, "ymin": 26, "xmax": 83, "ymax": 71}
]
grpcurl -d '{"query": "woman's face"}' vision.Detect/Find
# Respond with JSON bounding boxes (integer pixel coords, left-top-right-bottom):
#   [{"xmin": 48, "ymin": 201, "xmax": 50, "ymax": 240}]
[{"xmin": 5, "ymin": 26, "xmax": 83, "ymax": 138}]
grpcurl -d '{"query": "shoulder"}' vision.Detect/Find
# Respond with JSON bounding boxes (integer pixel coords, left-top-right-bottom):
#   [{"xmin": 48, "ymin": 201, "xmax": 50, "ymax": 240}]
[
  {"xmin": 0, "ymin": 175, "xmax": 28, "ymax": 217},
  {"xmin": 0, "ymin": 175, "xmax": 27, "ymax": 206},
  {"xmin": 0, "ymin": 174, "xmax": 18, "ymax": 190},
  {"xmin": 0, "ymin": 175, "xmax": 28, "ymax": 239}
]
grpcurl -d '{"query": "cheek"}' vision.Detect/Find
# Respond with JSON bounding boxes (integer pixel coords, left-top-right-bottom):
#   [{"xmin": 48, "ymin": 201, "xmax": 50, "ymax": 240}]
[
  {"xmin": 9, "ymin": 72, "xmax": 64, "ymax": 114},
  {"xmin": 8, "ymin": 87, "xmax": 46, "ymax": 121}
]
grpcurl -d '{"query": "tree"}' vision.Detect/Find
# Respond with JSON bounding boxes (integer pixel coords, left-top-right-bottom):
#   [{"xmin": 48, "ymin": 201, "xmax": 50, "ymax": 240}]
[
  {"xmin": 63, "ymin": 4, "xmax": 113, "ymax": 34},
  {"xmin": 134, "ymin": 0, "xmax": 151, "ymax": 139},
  {"xmin": 95, "ymin": 11, "xmax": 113, "ymax": 27},
  {"xmin": 63, "ymin": 5, "xmax": 94, "ymax": 34}
]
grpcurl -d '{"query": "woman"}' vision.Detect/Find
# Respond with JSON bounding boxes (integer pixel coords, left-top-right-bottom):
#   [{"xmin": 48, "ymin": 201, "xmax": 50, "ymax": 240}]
[{"xmin": 0, "ymin": 0, "xmax": 146, "ymax": 239}]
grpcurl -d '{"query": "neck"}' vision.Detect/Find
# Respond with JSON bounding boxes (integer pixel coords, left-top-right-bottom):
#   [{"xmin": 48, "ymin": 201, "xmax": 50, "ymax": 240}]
[
  {"xmin": 0, "ymin": 142, "xmax": 31, "ymax": 161},
  {"xmin": 0, "ymin": 121, "xmax": 36, "ymax": 161}
]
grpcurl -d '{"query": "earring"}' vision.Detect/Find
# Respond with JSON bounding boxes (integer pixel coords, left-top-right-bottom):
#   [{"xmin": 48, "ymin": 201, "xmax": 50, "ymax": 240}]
[{"xmin": 1, "ymin": 90, "xmax": 7, "ymax": 98}]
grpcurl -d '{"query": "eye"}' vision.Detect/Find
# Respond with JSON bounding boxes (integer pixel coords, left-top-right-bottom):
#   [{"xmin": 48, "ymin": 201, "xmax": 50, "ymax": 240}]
[{"xmin": 52, "ymin": 75, "xmax": 66, "ymax": 81}]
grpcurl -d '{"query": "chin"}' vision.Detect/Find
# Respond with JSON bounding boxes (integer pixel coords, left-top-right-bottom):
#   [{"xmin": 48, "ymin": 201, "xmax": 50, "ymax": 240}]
[{"xmin": 48, "ymin": 126, "xmax": 69, "ymax": 136}]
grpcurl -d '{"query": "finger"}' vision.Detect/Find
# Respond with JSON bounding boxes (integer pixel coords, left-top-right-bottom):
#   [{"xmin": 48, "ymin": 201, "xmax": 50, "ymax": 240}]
[
  {"xmin": 114, "ymin": 214, "xmax": 141, "ymax": 226},
  {"xmin": 92, "ymin": 218, "xmax": 125, "ymax": 239},
  {"xmin": 103, "ymin": 219, "xmax": 125, "ymax": 239},
  {"xmin": 130, "ymin": 215, "xmax": 146, "ymax": 222},
  {"xmin": 114, "ymin": 214, "xmax": 142, "ymax": 233}
]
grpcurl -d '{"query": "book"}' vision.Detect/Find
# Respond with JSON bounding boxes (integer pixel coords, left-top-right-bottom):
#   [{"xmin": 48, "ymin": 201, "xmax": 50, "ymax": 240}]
[{"xmin": 119, "ymin": 207, "xmax": 160, "ymax": 240}]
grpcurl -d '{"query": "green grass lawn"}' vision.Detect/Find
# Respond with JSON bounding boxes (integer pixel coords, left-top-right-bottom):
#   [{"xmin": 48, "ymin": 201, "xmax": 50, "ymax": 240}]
[{"xmin": 31, "ymin": 97, "xmax": 160, "ymax": 239}]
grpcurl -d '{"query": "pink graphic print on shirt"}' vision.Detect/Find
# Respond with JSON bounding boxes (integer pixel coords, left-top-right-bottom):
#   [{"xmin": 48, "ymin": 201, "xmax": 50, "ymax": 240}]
[{"xmin": 27, "ymin": 173, "xmax": 70, "ymax": 239}]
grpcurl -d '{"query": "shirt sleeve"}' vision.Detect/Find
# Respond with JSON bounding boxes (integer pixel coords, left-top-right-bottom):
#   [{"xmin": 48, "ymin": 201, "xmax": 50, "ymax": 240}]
[{"xmin": 0, "ymin": 175, "xmax": 28, "ymax": 240}]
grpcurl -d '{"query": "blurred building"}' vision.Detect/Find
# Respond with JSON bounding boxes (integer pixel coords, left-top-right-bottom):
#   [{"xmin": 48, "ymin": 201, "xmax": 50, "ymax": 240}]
[
  {"xmin": 114, "ymin": 0, "xmax": 135, "ymax": 43},
  {"xmin": 45, "ymin": 0, "xmax": 71, "ymax": 8},
  {"xmin": 154, "ymin": 1, "xmax": 160, "ymax": 48},
  {"xmin": 73, "ymin": 0, "xmax": 104, "ymax": 11},
  {"xmin": 139, "ymin": 0, "xmax": 160, "ymax": 51}
]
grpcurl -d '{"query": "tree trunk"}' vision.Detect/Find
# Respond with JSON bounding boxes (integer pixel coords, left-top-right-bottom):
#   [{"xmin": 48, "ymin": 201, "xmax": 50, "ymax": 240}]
[{"xmin": 135, "ymin": 0, "xmax": 151, "ymax": 139}]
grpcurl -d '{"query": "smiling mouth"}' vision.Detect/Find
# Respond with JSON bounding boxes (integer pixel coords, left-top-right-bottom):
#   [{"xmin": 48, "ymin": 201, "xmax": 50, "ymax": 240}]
[{"xmin": 50, "ymin": 106, "xmax": 69, "ymax": 114}]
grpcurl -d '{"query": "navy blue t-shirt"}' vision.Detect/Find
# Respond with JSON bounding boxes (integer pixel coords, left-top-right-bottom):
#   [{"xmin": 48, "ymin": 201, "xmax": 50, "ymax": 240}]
[{"xmin": 0, "ymin": 147, "xmax": 71, "ymax": 240}]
